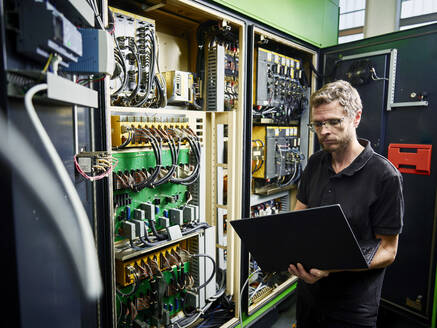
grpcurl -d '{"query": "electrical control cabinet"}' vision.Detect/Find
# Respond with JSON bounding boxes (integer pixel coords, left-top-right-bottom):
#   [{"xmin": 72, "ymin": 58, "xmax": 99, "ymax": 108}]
[
  {"xmin": 104, "ymin": 2, "xmax": 245, "ymax": 327},
  {"xmin": 244, "ymin": 25, "xmax": 316, "ymax": 318},
  {"xmin": 3, "ymin": 0, "xmax": 437, "ymax": 327}
]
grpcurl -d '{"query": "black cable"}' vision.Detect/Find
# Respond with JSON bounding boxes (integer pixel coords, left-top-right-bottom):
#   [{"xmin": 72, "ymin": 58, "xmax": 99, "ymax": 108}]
[
  {"xmin": 149, "ymin": 219, "xmax": 167, "ymax": 240},
  {"xmin": 126, "ymin": 43, "xmax": 142, "ymax": 105},
  {"xmin": 132, "ymin": 128, "xmax": 161, "ymax": 190},
  {"xmin": 151, "ymin": 128, "xmax": 176, "ymax": 186},
  {"xmin": 129, "ymin": 238, "xmax": 148, "ymax": 251},
  {"xmin": 112, "ymin": 36, "xmax": 128, "ymax": 96},
  {"xmin": 112, "ymin": 130, "xmax": 133, "ymax": 150},
  {"xmin": 182, "ymin": 222, "xmax": 210, "ymax": 236},
  {"xmin": 170, "ymin": 129, "xmax": 201, "ymax": 185},
  {"xmin": 190, "ymin": 253, "xmax": 216, "ymax": 292},
  {"xmin": 131, "ymin": 34, "xmax": 153, "ymax": 107}
]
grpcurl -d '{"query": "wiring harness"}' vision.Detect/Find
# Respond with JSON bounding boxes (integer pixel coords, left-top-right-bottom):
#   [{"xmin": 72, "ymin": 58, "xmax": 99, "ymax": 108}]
[
  {"xmin": 116, "ymin": 247, "xmax": 218, "ymax": 328},
  {"xmin": 74, "ymin": 152, "xmax": 118, "ymax": 181},
  {"xmin": 113, "ymin": 126, "xmax": 201, "ymax": 188},
  {"xmin": 109, "ymin": 9, "xmax": 166, "ymax": 108}
]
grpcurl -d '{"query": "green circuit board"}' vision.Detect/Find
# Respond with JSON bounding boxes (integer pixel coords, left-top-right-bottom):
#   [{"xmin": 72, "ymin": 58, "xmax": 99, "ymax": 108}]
[
  {"xmin": 113, "ymin": 149, "xmax": 190, "ymax": 242},
  {"xmin": 116, "ymin": 262, "xmax": 191, "ymax": 326}
]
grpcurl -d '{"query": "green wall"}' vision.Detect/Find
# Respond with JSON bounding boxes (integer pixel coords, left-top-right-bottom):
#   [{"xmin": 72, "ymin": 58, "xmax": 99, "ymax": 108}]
[{"xmin": 212, "ymin": 0, "xmax": 339, "ymax": 47}]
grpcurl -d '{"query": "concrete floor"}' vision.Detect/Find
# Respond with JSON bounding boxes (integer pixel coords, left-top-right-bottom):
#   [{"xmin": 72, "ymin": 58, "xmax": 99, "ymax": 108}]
[{"xmin": 251, "ymin": 293, "xmax": 427, "ymax": 328}]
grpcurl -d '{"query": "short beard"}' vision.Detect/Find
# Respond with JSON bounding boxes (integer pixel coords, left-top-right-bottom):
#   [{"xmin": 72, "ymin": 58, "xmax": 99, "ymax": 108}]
[{"xmin": 320, "ymin": 133, "xmax": 353, "ymax": 153}]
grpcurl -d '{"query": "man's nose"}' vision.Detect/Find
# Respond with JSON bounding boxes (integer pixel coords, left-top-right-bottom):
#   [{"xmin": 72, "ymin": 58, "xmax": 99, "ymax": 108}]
[{"xmin": 319, "ymin": 124, "xmax": 331, "ymax": 135}]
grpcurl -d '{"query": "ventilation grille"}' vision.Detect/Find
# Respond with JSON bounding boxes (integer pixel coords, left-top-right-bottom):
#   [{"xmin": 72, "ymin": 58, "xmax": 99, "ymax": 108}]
[
  {"xmin": 188, "ymin": 237, "xmax": 200, "ymax": 287},
  {"xmin": 207, "ymin": 47, "xmax": 218, "ymax": 111}
]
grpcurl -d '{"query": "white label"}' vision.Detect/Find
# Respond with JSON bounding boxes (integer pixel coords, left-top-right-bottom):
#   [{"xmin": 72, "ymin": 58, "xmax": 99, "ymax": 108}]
[{"xmin": 78, "ymin": 157, "xmax": 92, "ymax": 173}]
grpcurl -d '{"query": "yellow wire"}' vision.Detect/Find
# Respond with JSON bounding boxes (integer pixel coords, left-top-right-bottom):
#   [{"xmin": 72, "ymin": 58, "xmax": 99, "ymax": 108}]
[{"xmin": 42, "ymin": 54, "xmax": 53, "ymax": 73}]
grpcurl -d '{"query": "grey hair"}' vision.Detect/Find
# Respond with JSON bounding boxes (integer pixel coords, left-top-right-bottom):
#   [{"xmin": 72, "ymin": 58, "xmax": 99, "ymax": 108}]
[{"xmin": 310, "ymin": 80, "xmax": 362, "ymax": 118}]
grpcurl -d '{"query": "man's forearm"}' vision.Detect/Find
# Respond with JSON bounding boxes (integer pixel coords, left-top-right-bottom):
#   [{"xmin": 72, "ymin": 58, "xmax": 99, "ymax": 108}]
[{"xmin": 369, "ymin": 234, "xmax": 398, "ymax": 269}]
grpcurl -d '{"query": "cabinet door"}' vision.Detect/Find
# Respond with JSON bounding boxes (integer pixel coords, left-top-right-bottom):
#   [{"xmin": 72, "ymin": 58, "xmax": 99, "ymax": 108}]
[{"xmin": 322, "ymin": 24, "xmax": 437, "ymax": 324}]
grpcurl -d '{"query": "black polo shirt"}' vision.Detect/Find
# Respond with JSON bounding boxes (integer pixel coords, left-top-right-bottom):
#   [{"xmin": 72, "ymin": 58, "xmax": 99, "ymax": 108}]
[{"xmin": 296, "ymin": 139, "xmax": 404, "ymax": 326}]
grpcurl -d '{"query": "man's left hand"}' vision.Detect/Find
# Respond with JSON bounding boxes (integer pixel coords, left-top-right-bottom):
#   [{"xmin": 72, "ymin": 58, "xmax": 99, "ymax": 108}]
[{"xmin": 288, "ymin": 263, "xmax": 329, "ymax": 284}]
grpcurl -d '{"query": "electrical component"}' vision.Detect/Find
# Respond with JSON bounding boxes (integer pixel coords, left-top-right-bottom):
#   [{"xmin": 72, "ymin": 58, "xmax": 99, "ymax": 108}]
[
  {"xmin": 121, "ymin": 221, "xmax": 136, "ymax": 241},
  {"xmin": 115, "ymin": 234, "xmax": 217, "ymax": 328},
  {"xmin": 116, "ymin": 243, "xmax": 180, "ymax": 287},
  {"xmin": 111, "ymin": 115, "xmax": 189, "ymax": 148},
  {"xmin": 224, "ymin": 50, "xmax": 239, "ymax": 110},
  {"xmin": 169, "ymin": 209, "xmax": 184, "ymax": 226},
  {"xmin": 112, "ymin": 144, "xmax": 200, "ymax": 242},
  {"xmin": 158, "ymin": 217, "xmax": 170, "ymax": 228},
  {"xmin": 251, "ymin": 139, "xmax": 265, "ymax": 175},
  {"xmin": 250, "ymin": 198, "xmax": 285, "ymax": 218},
  {"xmin": 64, "ymin": 28, "xmax": 114, "ymax": 75},
  {"xmin": 195, "ymin": 20, "xmax": 239, "ymax": 111},
  {"xmin": 206, "ymin": 45, "xmax": 225, "ymax": 111},
  {"xmin": 109, "ymin": 7, "xmax": 166, "ymax": 108},
  {"xmin": 132, "ymin": 220, "xmax": 146, "ymax": 238},
  {"xmin": 166, "ymin": 225, "xmax": 183, "ymax": 240},
  {"xmin": 252, "ymin": 126, "xmax": 304, "ymax": 194},
  {"xmin": 254, "ymin": 48, "xmax": 308, "ymax": 123},
  {"xmin": 141, "ymin": 203, "xmax": 155, "ymax": 221},
  {"xmin": 134, "ymin": 209, "xmax": 146, "ymax": 220},
  {"xmin": 183, "ymin": 205, "xmax": 199, "ymax": 223},
  {"xmin": 163, "ymin": 71, "xmax": 195, "ymax": 105},
  {"xmin": 74, "ymin": 151, "xmax": 118, "ymax": 181},
  {"xmin": 17, "ymin": 0, "xmax": 82, "ymax": 66}
]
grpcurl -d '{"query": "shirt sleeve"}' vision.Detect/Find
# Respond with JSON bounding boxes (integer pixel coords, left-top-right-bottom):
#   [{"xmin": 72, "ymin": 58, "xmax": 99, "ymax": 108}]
[{"xmin": 370, "ymin": 172, "xmax": 404, "ymax": 235}]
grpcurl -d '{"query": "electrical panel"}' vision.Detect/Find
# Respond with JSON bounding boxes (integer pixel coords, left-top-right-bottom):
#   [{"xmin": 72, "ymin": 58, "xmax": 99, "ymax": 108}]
[
  {"xmin": 6, "ymin": 0, "xmax": 436, "ymax": 327},
  {"xmin": 106, "ymin": 4, "xmax": 244, "ymax": 328},
  {"xmin": 254, "ymin": 48, "xmax": 307, "ymax": 124},
  {"xmin": 109, "ymin": 7, "xmax": 165, "ymax": 108},
  {"xmin": 251, "ymin": 44, "xmax": 308, "ymax": 196},
  {"xmin": 252, "ymin": 125, "xmax": 302, "ymax": 181},
  {"xmin": 164, "ymin": 71, "xmax": 195, "ymax": 105},
  {"xmin": 248, "ymin": 29, "xmax": 313, "ymax": 315}
]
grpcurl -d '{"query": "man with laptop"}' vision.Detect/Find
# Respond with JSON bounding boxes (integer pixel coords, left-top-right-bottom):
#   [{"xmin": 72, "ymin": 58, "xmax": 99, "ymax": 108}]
[{"xmin": 288, "ymin": 80, "xmax": 404, "ymax": 328}]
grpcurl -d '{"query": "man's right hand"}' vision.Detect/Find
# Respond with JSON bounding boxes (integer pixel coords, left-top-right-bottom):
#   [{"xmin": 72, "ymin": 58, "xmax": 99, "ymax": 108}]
[{"xmin": 288, "ymin": 263, "xmax": 329, "ymax": 284}]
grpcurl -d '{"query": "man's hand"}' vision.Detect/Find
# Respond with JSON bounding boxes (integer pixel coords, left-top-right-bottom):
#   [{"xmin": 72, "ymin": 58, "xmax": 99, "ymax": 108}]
[{"xmin": 288, "ymin": 263, "xmax": 329, "ymax": 284}]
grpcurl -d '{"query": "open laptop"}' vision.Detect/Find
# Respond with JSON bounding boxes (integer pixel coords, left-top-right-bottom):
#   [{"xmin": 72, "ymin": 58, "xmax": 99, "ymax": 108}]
[{"xmin": 230, "ymin": 204, "xmax": 380, "ymax": 273}]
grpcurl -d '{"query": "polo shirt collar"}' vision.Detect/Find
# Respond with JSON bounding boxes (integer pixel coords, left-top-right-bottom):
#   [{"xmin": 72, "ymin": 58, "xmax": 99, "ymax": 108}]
[{"xmin": 323, "ymin": 138, "xmax": 374, "ymax": 177}]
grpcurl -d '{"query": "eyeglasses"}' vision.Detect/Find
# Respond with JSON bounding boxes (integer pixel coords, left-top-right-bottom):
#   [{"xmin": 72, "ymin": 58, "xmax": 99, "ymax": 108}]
[{"xmin": 307, "ymin": 118, "xmax": 345, "ymax": 133}]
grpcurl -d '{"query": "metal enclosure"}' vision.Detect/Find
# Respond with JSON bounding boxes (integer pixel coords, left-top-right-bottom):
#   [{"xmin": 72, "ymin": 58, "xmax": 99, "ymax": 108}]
[
  {"xmin": 322, "ymin": 24, "xmax": 437, "ymax": 326},
  {"xmin": 4, "ymin": 0, "xmax": 437, "ymax": 328}
]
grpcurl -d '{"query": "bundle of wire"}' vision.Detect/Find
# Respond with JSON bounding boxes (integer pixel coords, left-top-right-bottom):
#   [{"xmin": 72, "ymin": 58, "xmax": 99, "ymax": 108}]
[
  {"xmin": 110, "ymin": 14, "xmax": 166, "ymax": 108},
  {"xmin": 113, "ymin": 126, "xmax": 201, "ymax": 188},
  {"xmin": 116, "ymin": 248, "xmax": 218, "ymax": 328},
  {"xmin": 276, "ymin": 148, "xmax": 304, "ymax": 188},
  {"xmin": 74, "ymin": 154, "xmax": 118, "ymax": 181}
]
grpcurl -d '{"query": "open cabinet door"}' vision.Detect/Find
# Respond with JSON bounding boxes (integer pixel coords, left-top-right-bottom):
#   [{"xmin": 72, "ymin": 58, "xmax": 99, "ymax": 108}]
[
  {"xmin": 321, "ymin": 24, "xmax": 437, "ymax": 326},
  {"xmin": 239, "ymin": 21, "xmax": 319, "ymax": 326}
]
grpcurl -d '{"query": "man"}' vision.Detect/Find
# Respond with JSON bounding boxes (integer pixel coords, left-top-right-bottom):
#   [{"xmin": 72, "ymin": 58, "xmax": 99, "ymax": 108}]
[{"xmin": 288, "ymin": 80, "xmax": 404, "ymax": 328}]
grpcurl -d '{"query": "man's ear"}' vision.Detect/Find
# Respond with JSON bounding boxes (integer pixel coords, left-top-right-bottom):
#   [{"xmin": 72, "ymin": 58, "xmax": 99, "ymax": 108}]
[{"xmin": 354, "ymin": 110, "xmax": 362, "ymax": 128}]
